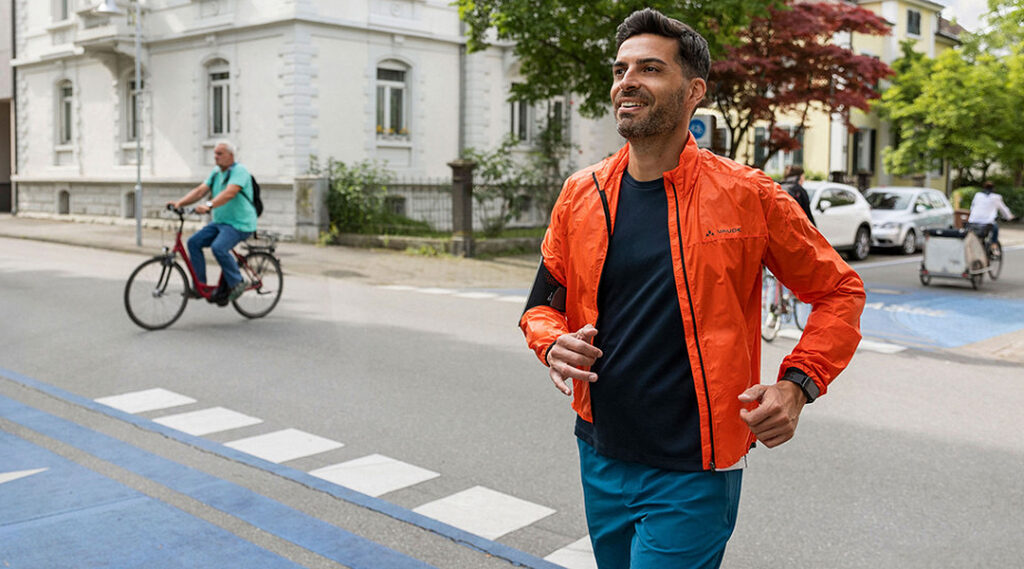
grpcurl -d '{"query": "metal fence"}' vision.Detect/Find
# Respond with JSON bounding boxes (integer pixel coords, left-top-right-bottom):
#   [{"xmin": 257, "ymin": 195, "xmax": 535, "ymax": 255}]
[{"xmin": 381, "ymin": 177, "xmax": 554, "ymax": 233}]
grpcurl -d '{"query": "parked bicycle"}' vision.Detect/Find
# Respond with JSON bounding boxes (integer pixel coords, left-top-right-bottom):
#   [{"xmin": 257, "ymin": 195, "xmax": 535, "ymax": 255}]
[
  {"xmin": 761, "ymin": 268, "xmax": 808, "ymax": 342},
  {"xmin": 124, "ymin": 205, "xmax": 283, "ymax": 330}
]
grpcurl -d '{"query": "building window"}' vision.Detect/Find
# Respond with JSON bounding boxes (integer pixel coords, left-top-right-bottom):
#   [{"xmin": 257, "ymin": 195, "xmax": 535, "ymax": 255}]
[
  {"xmin": 58, "ymin": 81, "xmax": 73, "ymax": 145},
  {"xmin": 58, "ymin": 190, "xmax": 70, "ymax": 214},
  {"xmin": 510, "ymin": 83, "xmax": 531, "ymax": 143},
  {"xmin": 55, "ymin": 0, "xmax": 70, "ymax": 21},
  {"xmin": 376, "ymin": 63, "xmax": 409, "ymax": 140},
  {"xmin": 207, "ymin": 61, "xmax": 230, "ymax": 136},
  {"xmin": 907, "ymin": 10, "xmax": 921, "ymax": 36},
  {"xmin": 852, "ymin": 129, "xmax": 876, "ymax": 173},
  {"xmin": 125, "ymin": 79, "xmax": 143, "ymax": 141}
]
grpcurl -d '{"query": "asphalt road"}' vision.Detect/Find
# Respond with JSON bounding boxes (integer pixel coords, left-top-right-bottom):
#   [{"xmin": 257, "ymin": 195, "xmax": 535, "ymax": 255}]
[{"xmin": 2, "ymin": 237, "xmax": 1023, "ymax": 568}]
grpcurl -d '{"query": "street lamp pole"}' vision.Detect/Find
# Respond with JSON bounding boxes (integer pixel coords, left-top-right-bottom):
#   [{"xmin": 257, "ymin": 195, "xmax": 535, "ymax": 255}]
[{"xmin": 132, "ymin": 0, "xmax": 142, "ymax": 246}]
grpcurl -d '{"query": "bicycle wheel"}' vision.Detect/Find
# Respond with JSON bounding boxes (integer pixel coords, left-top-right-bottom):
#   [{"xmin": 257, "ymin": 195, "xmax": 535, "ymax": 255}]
[
  {"xmin": 124, "ymin": 257, "xmax": 190, "ymax": 330},
  {"xmin": 232, "ymin": 251, "xmax": 283, "ymax": 319},
  {"xmin": 987, "ymin": 242, "xmax": 1002, "ymax": 280},
  {"xmin": 790, "ymin": 296, "xmax": 809, "ymax": 331},
  {"xmin": 761, "ymin": 274, "xmax": 781, "ymax": 342}
]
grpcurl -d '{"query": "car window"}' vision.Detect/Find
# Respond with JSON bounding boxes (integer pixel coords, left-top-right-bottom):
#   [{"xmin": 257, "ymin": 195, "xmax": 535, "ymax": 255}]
[
  {"xmin": 866, "ymin": 191, "xmax": 911, "ymax": 210},
  {"xmin": 914, "ymin": 196, "xmax": 932, "ymax": 210},
  {"xmin": 829, "ymin": 189, "xmax": 856, "ymax": 207},
  {"xmin": 929, "ymin": 192, "xmax": 949, "ymax": 208}
]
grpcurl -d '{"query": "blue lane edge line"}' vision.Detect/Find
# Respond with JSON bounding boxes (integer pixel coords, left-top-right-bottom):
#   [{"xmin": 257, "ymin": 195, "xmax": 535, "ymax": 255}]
[{"xmin": 0, "ymin": 366, "xmax": 564, "ymax": 569}]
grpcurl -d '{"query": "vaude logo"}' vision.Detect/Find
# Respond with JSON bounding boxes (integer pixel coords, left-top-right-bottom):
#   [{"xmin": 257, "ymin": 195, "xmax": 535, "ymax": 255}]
[{"xmin": 706, "ymin": 227, "xmax": 742, "ymax": 237}]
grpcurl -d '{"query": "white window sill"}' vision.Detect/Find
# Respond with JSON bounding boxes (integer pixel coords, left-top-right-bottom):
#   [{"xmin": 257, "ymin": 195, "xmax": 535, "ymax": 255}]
[
  {"xmin": 376, "ymin": 138, "xmax": 412, "ymax": 148},
  {"xmin": 46, "ymin": 20, "xmax": 76, "ymax": 32}
]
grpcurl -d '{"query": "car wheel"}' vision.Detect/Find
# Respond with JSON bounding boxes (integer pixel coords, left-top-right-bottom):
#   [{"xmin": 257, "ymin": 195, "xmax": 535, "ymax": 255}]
[
  {"xmin": 851, "ymin": 226, "xmax": 871, "ymax": 261},
  {"xmin": 901, "ymin": 229, "xmax": 917, "ymax": 255}
]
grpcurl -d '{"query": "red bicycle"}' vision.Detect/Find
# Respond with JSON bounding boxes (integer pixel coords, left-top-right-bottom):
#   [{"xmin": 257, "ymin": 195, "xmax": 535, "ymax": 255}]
[{"xmin": 124, "ymin": 205, "xmax": 283, "ymax": 330}]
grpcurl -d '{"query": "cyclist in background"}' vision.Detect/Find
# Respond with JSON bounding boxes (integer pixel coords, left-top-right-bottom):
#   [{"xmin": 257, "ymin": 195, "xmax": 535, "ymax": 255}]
[
  {"xmin": 967, "ymin": 181, "xmax": 1015, "ymax": 246},
  {"xmin": 167, "ymin": 140, "xmax": 258, "ymax": 304}
]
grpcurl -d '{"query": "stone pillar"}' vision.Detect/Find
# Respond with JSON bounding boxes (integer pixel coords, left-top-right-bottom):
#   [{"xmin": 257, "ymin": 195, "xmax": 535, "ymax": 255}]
[
  {"xmin": 448, "ymin": 159, "xmax": 476, "ymax": 257},
  {"xmin": 294, "ymin": 175, "xmax": 328, "ymax": 243}
]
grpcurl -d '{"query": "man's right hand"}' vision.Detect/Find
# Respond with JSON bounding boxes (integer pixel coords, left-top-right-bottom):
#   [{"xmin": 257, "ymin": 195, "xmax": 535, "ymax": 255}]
[{"xmin": 546, "ymin": 324, "xmax": 602, "ymax": 396}]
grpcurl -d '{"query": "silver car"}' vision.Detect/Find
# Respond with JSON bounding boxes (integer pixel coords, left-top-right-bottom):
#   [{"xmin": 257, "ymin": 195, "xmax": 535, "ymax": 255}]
[{"xmin": 865, "ymin": 187, "xmax": 954, "ymax": 254}]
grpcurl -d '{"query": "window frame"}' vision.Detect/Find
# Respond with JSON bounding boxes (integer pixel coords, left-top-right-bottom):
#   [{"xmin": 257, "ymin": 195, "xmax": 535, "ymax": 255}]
[
  {"xmin": 125, "ymin": 78, "xmax": 144, "ymax": 142},
  {"xmin": 57, "ymin": 80, "xmax": 73, "ymax": 146},
  {"xmin": 907, "ymin": 9, "xmax": 922, "ymax": 37},
  {"xmin": 207, "ymin": 61, "xmax": 231, "ymax": 137},
  {"xmin": 376, "ymin": 62, "xmax": 409, "ymax": 140}
]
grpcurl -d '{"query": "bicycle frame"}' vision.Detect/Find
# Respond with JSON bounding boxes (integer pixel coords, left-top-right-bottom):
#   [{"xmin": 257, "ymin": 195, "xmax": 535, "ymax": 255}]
[{"xmin": 162, "ymin": 208, "xmax": 252, "ymax": 300}]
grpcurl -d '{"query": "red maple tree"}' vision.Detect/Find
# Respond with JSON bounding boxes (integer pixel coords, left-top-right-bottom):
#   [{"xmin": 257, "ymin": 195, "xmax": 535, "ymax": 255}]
[{"xmin": 707, "ymin": 1, "xmax": 894, "ymax": 170}]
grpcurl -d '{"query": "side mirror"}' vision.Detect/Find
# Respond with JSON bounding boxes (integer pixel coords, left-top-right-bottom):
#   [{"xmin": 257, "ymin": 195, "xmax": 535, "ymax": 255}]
[
  {"xmin": 818, "ymin": 200, "xmax": 832, "ymax": 212},
  {"xmin": 914, "ymin": 204, "xmax": 926, "ymax": 213}
]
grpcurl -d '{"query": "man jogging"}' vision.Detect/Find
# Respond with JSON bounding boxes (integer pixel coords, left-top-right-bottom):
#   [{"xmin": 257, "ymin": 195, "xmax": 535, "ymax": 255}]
[{"xmin": 519, "ymin": 9, "xmax": 865, "ymax": 568}]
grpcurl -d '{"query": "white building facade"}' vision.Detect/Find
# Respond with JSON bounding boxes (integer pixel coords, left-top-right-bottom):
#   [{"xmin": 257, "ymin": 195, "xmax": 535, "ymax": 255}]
[{"xmin": 11, "ymin": 0, "xmax": 621, "ymax": 237}]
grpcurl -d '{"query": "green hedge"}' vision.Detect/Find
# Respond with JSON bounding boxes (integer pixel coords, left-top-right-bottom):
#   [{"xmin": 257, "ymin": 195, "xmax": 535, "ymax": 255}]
[{"xmin": 951, "ymin": 186, "xmax": 1024, "ymax": 217}]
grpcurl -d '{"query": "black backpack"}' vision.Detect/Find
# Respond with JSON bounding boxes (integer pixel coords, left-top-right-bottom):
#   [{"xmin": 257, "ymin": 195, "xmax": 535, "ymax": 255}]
[{"xmin": 240, "ymin": 175, "xmax": 264, "ymax": 217}]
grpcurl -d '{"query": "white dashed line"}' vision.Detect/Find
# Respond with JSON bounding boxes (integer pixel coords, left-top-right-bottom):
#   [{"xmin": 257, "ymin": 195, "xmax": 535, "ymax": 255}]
[
  {"xmin": 224, "ymin": 428, "xmax": 344, "ymax": 464},
  {"xmin": 309, "ymin": 454, "xmax": 440, "ymax": 497},
  {"xmin": 153, "ymin": 407, "xmax": 262, "ymax": 436},
  {"xmin": 413, "ymin": 485, "xmax": 555, "ymax": 540},
  {"xmin": 95, "ymin": 388, "xmax": 197, "ymax": 414}
]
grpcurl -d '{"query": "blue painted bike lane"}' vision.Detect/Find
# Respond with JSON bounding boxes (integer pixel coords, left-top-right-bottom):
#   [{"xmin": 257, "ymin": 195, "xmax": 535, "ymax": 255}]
[{"xmin": 859, "ymin": 284, "xmax": 1024, "ymax": 349}]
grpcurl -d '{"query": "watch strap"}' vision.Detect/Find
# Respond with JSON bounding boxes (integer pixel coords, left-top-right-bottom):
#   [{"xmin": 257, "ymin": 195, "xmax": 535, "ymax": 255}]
[{"xmin": 780, "ymin": 367, "xmax": 819, "ymax": 403}]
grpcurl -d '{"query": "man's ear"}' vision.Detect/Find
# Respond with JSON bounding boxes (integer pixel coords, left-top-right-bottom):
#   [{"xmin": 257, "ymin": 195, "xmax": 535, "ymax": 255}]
[{"xmin": 688, "ymin": 77, "xmax": 707, "ymax": 108}]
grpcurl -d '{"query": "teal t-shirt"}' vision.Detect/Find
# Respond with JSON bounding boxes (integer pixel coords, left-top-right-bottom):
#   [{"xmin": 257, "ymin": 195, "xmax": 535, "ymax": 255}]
[{"xmin": 204, "ymin": 163, "xmax": 257, "ymax": 232}]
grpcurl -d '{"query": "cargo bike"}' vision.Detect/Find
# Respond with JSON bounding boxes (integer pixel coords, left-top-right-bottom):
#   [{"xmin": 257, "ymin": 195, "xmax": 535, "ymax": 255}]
[{"xmin": 918, "ymin": 224, "xmax": 1002, "ymax": 289}]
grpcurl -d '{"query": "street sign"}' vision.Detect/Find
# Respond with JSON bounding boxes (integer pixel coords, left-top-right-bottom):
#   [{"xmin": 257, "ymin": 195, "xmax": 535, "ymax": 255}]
[{"xmin": 689, "ymin": 115, "xmax": 712, "ymax": 147}]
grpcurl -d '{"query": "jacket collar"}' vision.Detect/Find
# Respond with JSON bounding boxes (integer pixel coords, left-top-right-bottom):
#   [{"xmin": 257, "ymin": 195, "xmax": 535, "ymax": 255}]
[{"xmin": 597, "ymin": 133, "xmax": 700, "ymax": 194}]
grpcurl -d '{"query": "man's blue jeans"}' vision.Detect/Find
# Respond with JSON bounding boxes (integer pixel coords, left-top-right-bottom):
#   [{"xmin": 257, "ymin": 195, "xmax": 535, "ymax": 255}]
[{"xmin": 187, "ymin": 223, "xmax": 251, "ymax": 288}]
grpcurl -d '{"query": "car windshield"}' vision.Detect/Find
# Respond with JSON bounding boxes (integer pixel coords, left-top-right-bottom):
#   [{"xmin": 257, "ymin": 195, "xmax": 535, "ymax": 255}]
[{"xmin": 866, "ymin": 192, "xmax": 912, "ymax": 210}]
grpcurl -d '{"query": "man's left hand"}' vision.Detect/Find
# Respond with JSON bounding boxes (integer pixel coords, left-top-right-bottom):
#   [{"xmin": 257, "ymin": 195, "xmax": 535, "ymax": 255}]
[
  {"xmin": 195, "ymin": 204, "xmax": 211, "ymax": 214},
  {"xmin": 738, "ymin": 382, "xmax": 807, "ymax": 448}
]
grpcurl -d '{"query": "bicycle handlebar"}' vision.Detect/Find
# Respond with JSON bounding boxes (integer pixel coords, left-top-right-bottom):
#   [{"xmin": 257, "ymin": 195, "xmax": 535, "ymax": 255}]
[{"xmin": 165, "ymin": 204, "xmax": 198, "ymax": 217}]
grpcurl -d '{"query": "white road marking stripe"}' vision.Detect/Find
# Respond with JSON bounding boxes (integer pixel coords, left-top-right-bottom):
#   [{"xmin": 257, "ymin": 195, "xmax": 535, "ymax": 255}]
[
  {"xmin": 0, "ymin": 468, "xmax": 49, "ymax": 485},
  {"xmin": 777, "ymin": 328, "xmax": 907, "ymax": 353},
  {"xmin": 378, "ymin": 285, "xmax": 416, "ymax": 291},
  {"xmin": 153, "ymin": 407, "xmax": 262, "ymax": 436},
  {"xmin": 224, "ymin": 428, "xmax": 344, "ymax": 464},
  {"xmin": 545, "ymin": 536, "xmax": 597, "ymax": 569},
  {"xmin": 418, "ymin": 287, "xmax": 457, "ymax": 295},
  {"xmin": 452, "ymin": 292, "xmax": 500, "ymax": 299},
  {"xmin": 309, "ymin": 454, "xmax": 439, "ymax": 497},
  {"xmin": 413, "ymin": 485, "xmax": 555, "ymax": 540},
  {"xmin": 497, "ymin": 295, "xmax": 528, "ymax": 303},
  {"xmin": 95, "ymin": 388, "xmax": 196, "ymax": 414}
]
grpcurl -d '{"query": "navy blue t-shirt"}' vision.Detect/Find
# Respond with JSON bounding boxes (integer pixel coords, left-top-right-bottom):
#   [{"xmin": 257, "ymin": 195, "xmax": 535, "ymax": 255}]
[{"xmin": 575, "ymin": 171, "xmax": 702, "ymax": 471}]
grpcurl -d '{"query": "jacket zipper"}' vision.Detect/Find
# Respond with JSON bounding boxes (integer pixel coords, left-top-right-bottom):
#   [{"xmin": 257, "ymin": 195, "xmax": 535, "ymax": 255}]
[
  {"xmin": 592, "ymin": 172, "xmax": 612, "ymax": 238},
  {"xmin": 670, "ymin": 180, "xmax": 716, "ymax": 470}
]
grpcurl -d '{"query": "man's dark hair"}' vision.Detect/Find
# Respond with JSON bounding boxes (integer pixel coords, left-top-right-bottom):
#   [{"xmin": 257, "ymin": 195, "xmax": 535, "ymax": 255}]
[
  {"xmin": 983, "ymin": 181, "xmax": 995, "ymax": 189},
  {"xmin": 615, "ymin": 8, "xmax": 710, "ymax": 81},
  {"xmin": 784, "ymin": 165, "xmax": 805, "ymax": 180}
]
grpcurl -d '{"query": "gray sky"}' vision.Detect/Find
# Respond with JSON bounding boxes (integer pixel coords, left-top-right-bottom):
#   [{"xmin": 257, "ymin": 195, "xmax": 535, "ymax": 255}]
[{"xmin": 940, "ymin": 0, "xmax": 990, "ymax": 32}]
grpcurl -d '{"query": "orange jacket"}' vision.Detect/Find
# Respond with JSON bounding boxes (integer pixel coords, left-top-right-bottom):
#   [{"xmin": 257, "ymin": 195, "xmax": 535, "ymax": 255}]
[{"xmin": 520, "ymin": 137, "xmax": 865, "ymax": 470}]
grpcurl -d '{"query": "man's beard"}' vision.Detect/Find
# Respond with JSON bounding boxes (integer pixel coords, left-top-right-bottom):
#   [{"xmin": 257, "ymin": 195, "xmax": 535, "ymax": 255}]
[{"xmin": 615, "ymin": 89, "xmax": 687, "ymax": 140}]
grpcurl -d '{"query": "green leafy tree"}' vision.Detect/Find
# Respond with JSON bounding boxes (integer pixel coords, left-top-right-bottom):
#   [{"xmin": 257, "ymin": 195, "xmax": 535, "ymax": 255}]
[{"xmin": 457, "ymin": 0, "xmax": 781, "ymax": 118}]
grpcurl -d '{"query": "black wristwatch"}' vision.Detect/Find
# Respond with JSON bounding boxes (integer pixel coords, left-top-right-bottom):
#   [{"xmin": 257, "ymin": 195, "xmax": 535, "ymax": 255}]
[{"xmin": 779, "ymin": 367, "xmax": 819, "ymax": 403}]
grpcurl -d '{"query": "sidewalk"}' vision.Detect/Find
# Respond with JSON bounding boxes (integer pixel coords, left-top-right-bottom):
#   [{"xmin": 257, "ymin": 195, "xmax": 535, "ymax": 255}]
[{"xmin": 0, "ymin": 214, "xmax": 541, "ymax": 289}]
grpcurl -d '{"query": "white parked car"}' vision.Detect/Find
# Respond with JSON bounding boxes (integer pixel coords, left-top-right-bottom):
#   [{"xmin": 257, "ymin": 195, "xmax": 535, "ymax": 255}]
[
  {"xmin": 864, "ymin": 186, "xmax": 955, "ymax": 254},
  {"xmin": 803, "ymin": 181, "xmax": 873, "ymax": 261}
]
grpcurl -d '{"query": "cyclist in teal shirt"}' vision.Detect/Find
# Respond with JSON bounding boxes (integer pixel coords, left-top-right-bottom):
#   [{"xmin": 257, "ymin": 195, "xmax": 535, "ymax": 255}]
[{"xmin": 168, "ymin": 140, "xmax": 257, "ymax": 304}]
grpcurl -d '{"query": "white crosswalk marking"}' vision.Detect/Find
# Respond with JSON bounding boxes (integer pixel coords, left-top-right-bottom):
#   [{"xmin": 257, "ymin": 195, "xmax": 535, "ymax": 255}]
[
  {"xmin": 776, "ymin": 328, "xmax": 907, "ymax": 353},
  {"xmin": 545, "ymin": 536, "xmax": 597, "ymax": 569},
  {"xmin": 452, "ymin": 292, "xmax": 499, "ymax": 299},
  {"xmin": 95, "ymin": 388, "xmax": 196, "ymax": 414},
  {"xmin": 309, "ymin": 454, "xmax": 439, "ymax": 497},
  {"xmin": 153, "ymin": 407, "xmax": 262, "ymax": 436},
  {"xmin": 497, "ymin": 295, "xmax": 528, "ymax": 303},
  {"xmin": 225, "ymin": 428, "xmax": 344, "ymax": 463},
  {"xmin": 413, "ymin": 486, "xmax": 555, "ymax": 540}
]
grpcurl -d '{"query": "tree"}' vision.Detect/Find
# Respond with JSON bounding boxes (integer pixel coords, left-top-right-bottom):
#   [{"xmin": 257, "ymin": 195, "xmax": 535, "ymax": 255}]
[
  {"xmin": 707, "ymin": 1, "xmax": 893, "ymax": 169},
  {"xmin": 457, "ymin": 0, "xmax": 782, "ymax": 118}
]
